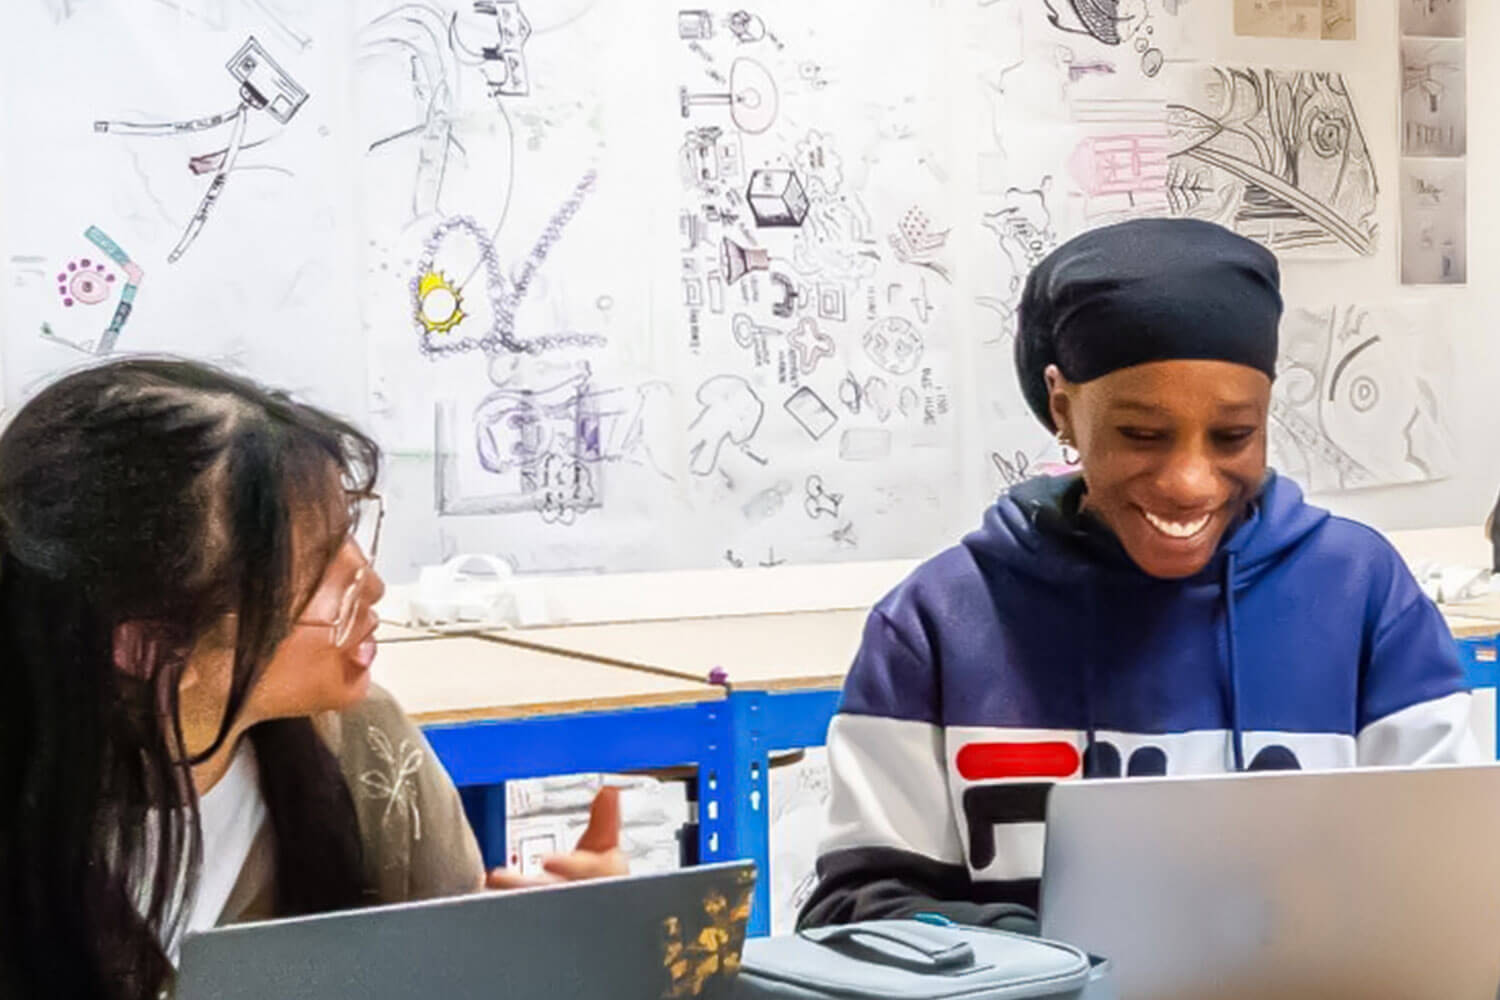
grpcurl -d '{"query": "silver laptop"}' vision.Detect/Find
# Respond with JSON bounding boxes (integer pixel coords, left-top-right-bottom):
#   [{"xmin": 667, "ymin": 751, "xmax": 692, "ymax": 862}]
[
  {"xmin": 1039, "ymin": 764, "xmax": 1500, "ymax": 1000},
  {"xmin": 177, "ymin": 861, "xmax": 755, "ymax": 999}
]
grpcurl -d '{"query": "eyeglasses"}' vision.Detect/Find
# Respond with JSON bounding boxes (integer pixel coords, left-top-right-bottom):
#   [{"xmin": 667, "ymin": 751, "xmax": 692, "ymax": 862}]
[{"xmin": 296, "ymin": 493, "xmax": 384, "ymax": 647}]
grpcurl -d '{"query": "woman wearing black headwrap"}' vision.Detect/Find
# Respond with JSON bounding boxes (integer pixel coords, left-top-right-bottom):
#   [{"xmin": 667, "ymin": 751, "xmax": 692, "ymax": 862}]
[{"xmin": 801, "ymin": 219, "xmax": 1478, "ymax": 934}]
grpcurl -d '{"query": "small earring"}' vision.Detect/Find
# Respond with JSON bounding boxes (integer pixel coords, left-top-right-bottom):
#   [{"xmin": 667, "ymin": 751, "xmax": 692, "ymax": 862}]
[{"xmin": 1057, "ymin": 431, "xmax": 1080, "ymax": 466}]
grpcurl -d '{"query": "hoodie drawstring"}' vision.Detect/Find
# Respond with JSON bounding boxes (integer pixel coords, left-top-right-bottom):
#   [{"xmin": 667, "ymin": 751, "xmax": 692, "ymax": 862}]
[
  {"xmin": 1081, "ymin": 583, "xmax": 1101, "ymax": 777},
  {"xmin": 1083, "ymin": 654, "xmax": 1099, "ymax": 774},
  {"xmin": 1222, "ymin": 551, "xmax": 1245, "ymax": 772}
]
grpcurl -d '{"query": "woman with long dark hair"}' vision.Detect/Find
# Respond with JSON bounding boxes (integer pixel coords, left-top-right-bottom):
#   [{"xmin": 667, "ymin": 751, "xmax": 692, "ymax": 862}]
[{"xmin": 0, "ymin": 358, "xmax": 619, "ymax": 999}]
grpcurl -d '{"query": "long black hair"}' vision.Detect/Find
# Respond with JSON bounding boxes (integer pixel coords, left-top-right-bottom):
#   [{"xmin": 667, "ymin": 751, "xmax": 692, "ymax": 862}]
[{"xmin": 0, "ymin": 358, "xmax": 380, "ymax": 998}]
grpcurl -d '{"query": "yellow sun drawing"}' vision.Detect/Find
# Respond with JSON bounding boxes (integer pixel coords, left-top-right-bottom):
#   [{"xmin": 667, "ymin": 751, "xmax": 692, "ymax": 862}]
[{"xmin": 416, "ymin": 271, "xmax": 465, "ymax": 334}]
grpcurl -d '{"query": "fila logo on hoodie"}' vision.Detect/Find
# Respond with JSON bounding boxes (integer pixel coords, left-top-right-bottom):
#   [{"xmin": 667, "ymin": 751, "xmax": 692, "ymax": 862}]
[{"xmin": 949, "ymin": 727, "xmax": 1335, "ymax": 882}]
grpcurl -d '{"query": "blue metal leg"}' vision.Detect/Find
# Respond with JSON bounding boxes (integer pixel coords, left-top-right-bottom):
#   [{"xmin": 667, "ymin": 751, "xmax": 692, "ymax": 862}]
[
  {"xmin": 482, "ymin": 783, "xmax": 507, "ymax": 869},
  {"xmin": 727, "ymin": 692, "xmax": 772, "ymax": 937},
  {"xmin": 427, "ymin": 691, "xmax": 843, "ymax": 939},
  {"xmin": 459, "ymin": 786, "xmax": 485, "ymax": 855},
  {"xmin": 1456, "ymin": 635, "xmax": 1500, "ymax": 760},
  {"xmin": 697, "ymin": 699, "xmax": 731, "ymax": 866},
  {"xmin": 459, "ymin": 783, "xmax": 509, "ymax": 869},
  {"xmin": 697, "ymin": 689, "xmax": 841, "ymax": 937}
]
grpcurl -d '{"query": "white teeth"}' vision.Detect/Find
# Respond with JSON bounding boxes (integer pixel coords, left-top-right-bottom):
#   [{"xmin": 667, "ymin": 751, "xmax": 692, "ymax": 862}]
[{"xmin": 1143, "ymin": 510, "xmax": 1212, "ymax": 539}]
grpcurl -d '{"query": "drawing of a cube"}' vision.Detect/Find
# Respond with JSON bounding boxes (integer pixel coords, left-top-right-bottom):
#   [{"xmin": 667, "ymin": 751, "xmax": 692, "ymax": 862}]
[{"xmin": 747, "ymin": 170, "xmax": 810, "ymax": 227}]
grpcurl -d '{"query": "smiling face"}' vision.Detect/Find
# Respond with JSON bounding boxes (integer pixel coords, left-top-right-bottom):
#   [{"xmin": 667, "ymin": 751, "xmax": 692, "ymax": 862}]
[{"xmin": 1048, "ymin": 360, "xmax": 1271, "ymax": 579}]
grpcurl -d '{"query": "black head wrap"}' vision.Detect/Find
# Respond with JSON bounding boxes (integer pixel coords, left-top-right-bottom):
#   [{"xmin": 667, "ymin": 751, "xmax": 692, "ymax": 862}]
[{"xmin": 1015, "ymin": 218, "xmax": 1283, "ymax": 430}]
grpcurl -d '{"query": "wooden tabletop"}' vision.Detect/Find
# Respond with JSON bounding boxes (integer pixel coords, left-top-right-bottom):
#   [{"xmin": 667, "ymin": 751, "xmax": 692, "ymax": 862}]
[
  {"xmin": 476, "ymin": 594, "xmax": 1500, "ymax": 690},
  {"xmin": 375, "ymin": 621, "xmax": 440, "ymax": 643},
  {"xmin": 371, "ymin": 636, "xmax": 724, "ymax": 725},
  {"xmin": 375, "ymin": 534, "xmax": 1500, "ymax": 719},
  {"xmin": 1442, "ymin": 591, "xmax": 1500, "ymax": 627},
  {"xmin": 1445, "ymin": 615, "xmax": 1500, "ymax": 640},
  {"xmin": 482, "ymin": 609, "xmax": 868, "ymax": 691}
]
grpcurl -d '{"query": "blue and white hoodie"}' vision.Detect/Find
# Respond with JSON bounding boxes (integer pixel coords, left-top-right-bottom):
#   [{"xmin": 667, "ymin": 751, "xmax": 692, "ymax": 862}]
[{"xmin": 800, "ymin": 472, "xmax": 1480, "ymax": 931}]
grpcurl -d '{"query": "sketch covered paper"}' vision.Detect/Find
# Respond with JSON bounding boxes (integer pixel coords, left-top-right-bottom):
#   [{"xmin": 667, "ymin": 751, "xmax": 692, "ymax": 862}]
[
  {"xmin": 358, "ymin": 0, "xmax": 654, "ymax": 508},
  {"xmin": 1401, "ymin": 38, "xmax": 1466, "ymax": 158},
  {"xmin": 353, "ymin": 0, "xmax": 707, "ymax": 575},
  {"xmin": 0, "ymin": 1, "xmax": 366, "ymax": 420},
  {"xmin": 1233, "ymin": 0, "xmax": 1355, "ymax": 40},
  {"xmin": 1270, "ymin": 305, "xmax": 1456, "ymax": 494},
  {"xmin": 669, "ymin": 0, "xmax": 963, "ymax": 566},
  {"xmin": 358, "ymin": 0, "xmax": 622, "ymax": 371},
  {"xmin": 435, "ymin": 359, "xmax": 677, "ymax": 524},
  {"xmin": 1037, "ymin": 0, "xmax": 1188, "ymax": 79},
  {"xmin": 1167, "ymin": 68, "xmax": 1378, "ymax": 258},
  {"xmin": 1400, "ymin": 158, "xmax": 1466, "ymax": 285},
  {"xmin": 1400, "ymin": 0, "xmax": 1464, "ymax": 38},
  {"xmin": 92, "ymin": 35, "xmax": 311, "ymax": 265}
]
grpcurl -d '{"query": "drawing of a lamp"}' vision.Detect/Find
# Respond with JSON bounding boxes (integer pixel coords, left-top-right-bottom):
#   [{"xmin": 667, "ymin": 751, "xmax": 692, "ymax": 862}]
[
  {"xmin": 679, "ymin": 58, "xmax": 778, "ymax": 134},
  {"xmin": 719, "ymin": 237, "xmax": 770, "ymax": 285}
]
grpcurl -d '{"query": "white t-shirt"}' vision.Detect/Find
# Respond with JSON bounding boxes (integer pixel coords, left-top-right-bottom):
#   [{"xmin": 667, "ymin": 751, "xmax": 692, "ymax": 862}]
[
  {"xmin": 132, "ymin": 740, "xmax": 269, "ymax": 964},
  {"xmin": 181, "ymin": 740, "xmax": 269, "ymax": 950}
]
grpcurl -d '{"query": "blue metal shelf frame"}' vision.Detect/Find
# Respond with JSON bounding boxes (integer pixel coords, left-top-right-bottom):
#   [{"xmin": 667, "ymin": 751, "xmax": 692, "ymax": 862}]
[
  {"xmin": 1458, "ymin": 634, "xmax": 1500, "ymax": 759},
  {"xmin": 708, "ymin": 688, "xmax": 844, "ymax": 935},
  {"xmin": 424, "ymin": 687, "xmax": 843, "ymax": 937},
  {"xmin": 428, "ymin": 702, "xmax": 720, "ymax": 875},
  {"xmin": 427, "ymin": 632, "xmax": 1500, "ymax": 938}
]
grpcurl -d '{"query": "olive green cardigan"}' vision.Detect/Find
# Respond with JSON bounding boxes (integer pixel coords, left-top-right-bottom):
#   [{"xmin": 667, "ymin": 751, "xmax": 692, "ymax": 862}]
[{"xmin": 216, "ymin": 683, "xmax": 485, "ymax": 923}]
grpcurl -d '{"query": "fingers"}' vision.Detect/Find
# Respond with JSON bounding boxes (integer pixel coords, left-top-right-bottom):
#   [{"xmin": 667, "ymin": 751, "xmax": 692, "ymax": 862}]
[
  {"xmin": 486, "ymin": 788, "xmax": 629, "ymax": 892},
  {"xmin": 485, "ymin": 867, "xmax": 563, "ymax": 890},
  {"xmin": 574, "ymin": 786, "xmax": 622, "ymax": 854},
  {"xmin": 541, "ymin": 848, "xmax": 629, "ymax": 882},
  {"xmin": 487, "ymin": 849, "xmax": 629, "ymax": 889}
]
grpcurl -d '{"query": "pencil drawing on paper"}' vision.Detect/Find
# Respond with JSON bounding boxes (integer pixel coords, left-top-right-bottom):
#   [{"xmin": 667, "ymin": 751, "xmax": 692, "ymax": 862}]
[
  {"xmin": 688, "ymin": 375, "xmax": 765, "ymax": 477},
  {"xmin": 436, "ymin": 364, "xmax": 674, "ymax": 521},
  {"xmin": 1071, "ymin": 131, "xmax": 1171, "ymax": 224},
  {"xmin": 409, "ymin": 171, "xmax": 607, "ymax": 358},
  {"xmin": 1167, "ymin": 68, "xmax": 1379, "ymax": 257},
  {"xmin": 1400, "ymin": 0, "xmax": 1464, "ymax": 38},
  {"xmin": 862, "ymin": 317, "xmax": 924, "ymax": 376},
  {"xmin": 93, "ymin": 36, "xmax": 309, "ymax": 263},
  {"xmin": 360, "ymin": 1, "xmax": 535, "ymax": 225},
  {"xmin": 979, "ymin": 178, "xmax": 1058, "ymax": 343},
  {"xmin": 1269, "ymin": 305, "xmax": 1455, "ymax": 493},
  {"xmin": 1401, "ymin": 38, "xmax": 1466, "ymax": 158},
  {"xmin": 680, "ymin": 56, "xmax": 779, "ymax": 134},
  {"xmin": 784, "ymin": 386, "xmax": 839, "ymax": 442},
  {"xmin": 1040, "ymin": 0, "xmax": 1168, "ymax": 78},
  {"xmin": 1400, "ymin": 158, "xmax": 1466, "ymax": 285},
  {"xmin": 803, "ymin": 474, "xmax": 843, "ymax": 519},
  {"xmin": 1233, "ymin": 0, "xmax": 1356, "ymax": 40}
]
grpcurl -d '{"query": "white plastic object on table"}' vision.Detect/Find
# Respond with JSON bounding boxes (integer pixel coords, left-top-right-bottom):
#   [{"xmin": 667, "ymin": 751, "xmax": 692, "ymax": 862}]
[
  {"xmin": 404, "ymin": 553, "xmax": 549, "ymax": 629},
  {"xmin": 1410, "ymin": 560, "xmax": 1493, "ymax": 605}
]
